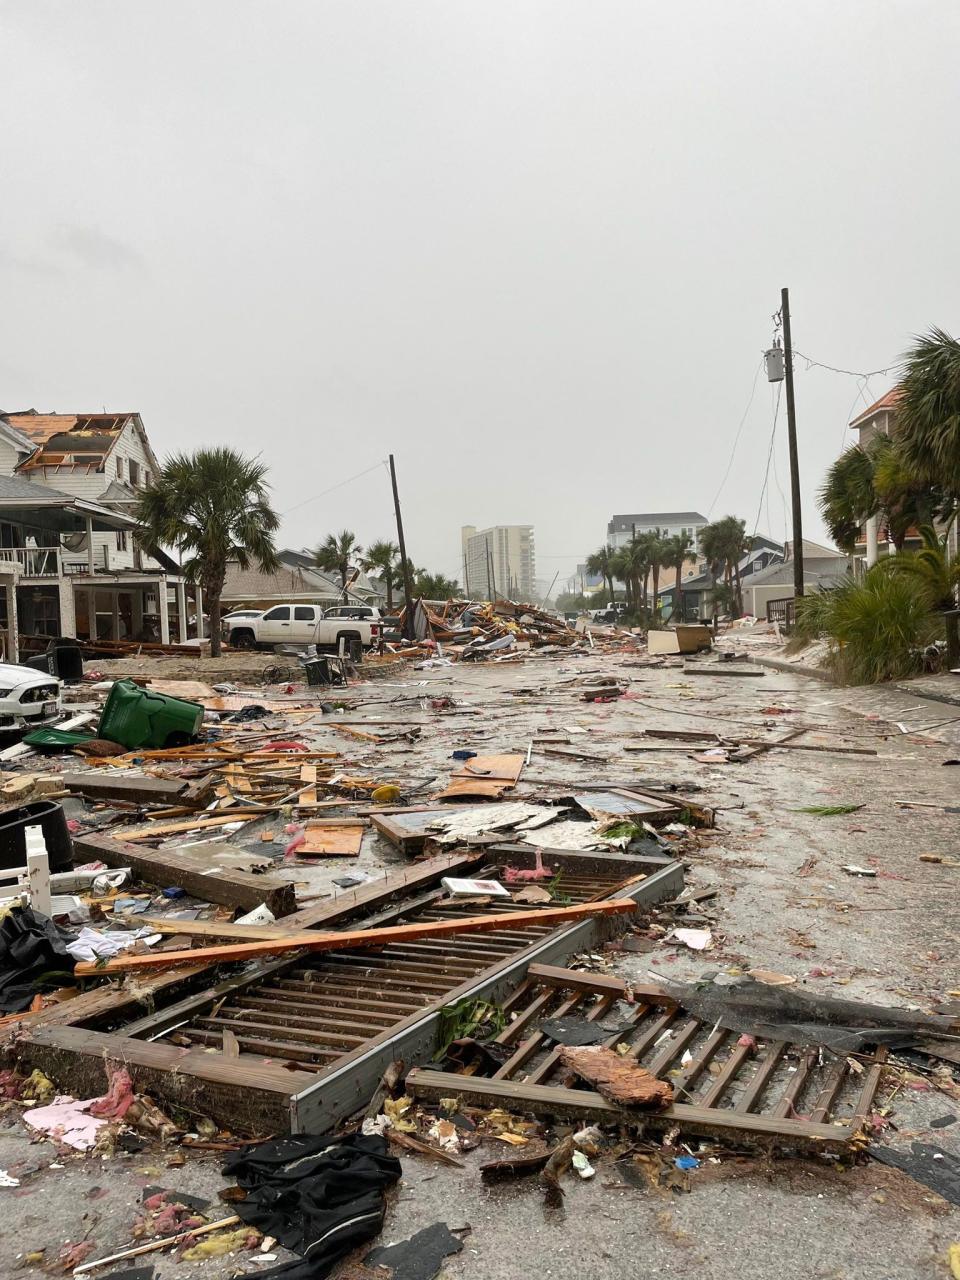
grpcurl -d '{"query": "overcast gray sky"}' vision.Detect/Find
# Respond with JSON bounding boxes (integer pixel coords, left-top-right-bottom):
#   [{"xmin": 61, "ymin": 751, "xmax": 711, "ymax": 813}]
[{"xmin": 2, "ymin": 1, "xmax": 958, "ymax": 589}]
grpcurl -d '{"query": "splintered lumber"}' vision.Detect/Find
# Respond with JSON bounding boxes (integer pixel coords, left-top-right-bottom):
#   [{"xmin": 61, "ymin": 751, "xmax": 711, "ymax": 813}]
[
  {"xmin": 62, "ymin": 773, "xmax": 188, "ymax": 806},
  {"xmin": 559, "ymin": 1046, "xmax": 673, "ymax": 1106},
  {"xmin": 72, "ymin": 899, "xmax": 637, "ymax": 975},
  {"xmin": 72, "ymin": 833, "xmax": 296, "ymax": 916},
  {"xmin": 111, "ymin": 813, "xmax": 265, "ymax": 841}
]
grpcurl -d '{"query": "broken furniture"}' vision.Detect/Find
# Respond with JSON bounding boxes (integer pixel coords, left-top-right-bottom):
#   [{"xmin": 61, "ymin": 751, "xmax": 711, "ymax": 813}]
[
  {"xmin": 407, "ymin": 965, "xmax": 889, "ymax": 1151},
  {"xmin": 15, "ymin": 846, "xmax": 682, "ymax": 1133}
]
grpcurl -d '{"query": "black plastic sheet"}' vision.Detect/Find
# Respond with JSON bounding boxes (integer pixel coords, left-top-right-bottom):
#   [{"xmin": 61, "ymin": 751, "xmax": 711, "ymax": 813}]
[
  {"xmin": 659, "ymin": 978, "xmax": 958, "ymax": 1053},
  {"xmin": 0, "ymin": 905, "xmax": 74, "ymax": 1013}
]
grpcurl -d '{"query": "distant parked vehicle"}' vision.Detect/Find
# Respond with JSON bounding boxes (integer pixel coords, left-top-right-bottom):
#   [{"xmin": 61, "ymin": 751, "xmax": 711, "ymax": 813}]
[
  {"xmin": 227, "ymin": 603, "xmax": 382, "ymax": 653},
  {"xmin": 220, "ymin": 609, "xmax": 263, "ymax": 640}
]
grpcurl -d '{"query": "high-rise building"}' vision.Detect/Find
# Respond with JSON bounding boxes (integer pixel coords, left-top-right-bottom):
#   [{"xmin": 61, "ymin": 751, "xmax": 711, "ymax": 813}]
[{"xmin": 461, "ymin": 525, "xmax": 535, "ymax": 601}]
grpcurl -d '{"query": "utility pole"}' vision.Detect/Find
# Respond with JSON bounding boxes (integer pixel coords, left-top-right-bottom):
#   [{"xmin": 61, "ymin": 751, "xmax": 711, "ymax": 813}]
[
  {"xmin": 389, "ymin": 454, "xmax": 416, "ymax": 640},
  {"xmin": 462, "ymin": 550, "xmax": 469, "ymax": 598},
  {"xmin": 781, "ymin": 287, "xmax": 804, "ymax": 600},
  {"xmin": 487, "ymin": 540, "xmax": 497, "ymax": 600}
]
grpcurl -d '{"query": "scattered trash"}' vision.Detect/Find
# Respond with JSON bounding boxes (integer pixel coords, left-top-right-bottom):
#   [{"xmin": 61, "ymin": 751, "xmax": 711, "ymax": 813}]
[
  {"xmin": 670, "ymin": 927, "xmax": 713, "ymax": 951},
  {"xmin": 842, "ymin": 865, "xmax": 878, "ymax": 877},
  {"xmin": 366, "ymin": 1222, "xmax": 465, "ymax": 1280}
]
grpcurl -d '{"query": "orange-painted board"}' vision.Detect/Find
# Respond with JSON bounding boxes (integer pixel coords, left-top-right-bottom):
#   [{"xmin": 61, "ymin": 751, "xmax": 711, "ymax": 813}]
[{"xmin": 74, "ymin": 899, "xmax": 636, "ymax": 976}]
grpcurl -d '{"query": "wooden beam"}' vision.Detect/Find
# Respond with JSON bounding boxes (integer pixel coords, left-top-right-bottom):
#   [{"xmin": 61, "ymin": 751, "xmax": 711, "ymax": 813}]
[
  {"xmin": 18, "ymin": 1026, "xmax": 315, "ymax": 1133},
  {"xmin": 405, "ymin": 1069, "xmax": 857, "ymax": 1149},
  {"xmin": 62, "ymin": 773, "xmax": 188, "ymax": 806},
  {"xmin": 72, "ymin": 900, "xmax": 638, "ymax": 975},
  {"xmin": 109, "ymin": 813, "xmax": 264, "ymax": 841},
  {"xmin": 71, "ymin": 833, "xmax": 296, "ymax": 916}
]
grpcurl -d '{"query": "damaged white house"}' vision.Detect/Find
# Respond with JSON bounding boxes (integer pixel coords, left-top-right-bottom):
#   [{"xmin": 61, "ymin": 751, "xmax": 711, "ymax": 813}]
[{"xmin": 0, "ymin": 411, "xmax": 200, "ymax": 660}]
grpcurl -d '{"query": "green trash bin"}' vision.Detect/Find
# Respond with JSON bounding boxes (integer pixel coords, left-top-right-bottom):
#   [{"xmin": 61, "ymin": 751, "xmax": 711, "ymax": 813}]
[{"xmin": 97, "ymin": 679, "xmax": 205, "ymax": 750}]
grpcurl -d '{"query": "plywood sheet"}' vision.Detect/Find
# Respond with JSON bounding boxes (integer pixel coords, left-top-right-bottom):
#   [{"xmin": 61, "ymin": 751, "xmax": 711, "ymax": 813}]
[
  {"xmin": 437, "ymin": 754, "xmax": 525, "ymax": 800},
  {"xmin": 299, "ymin": 822, "xmax": 365, "ymax": 856},
  {"xmin": 147, "ymin": 679, "xmax": 217, "ymax": 698}
]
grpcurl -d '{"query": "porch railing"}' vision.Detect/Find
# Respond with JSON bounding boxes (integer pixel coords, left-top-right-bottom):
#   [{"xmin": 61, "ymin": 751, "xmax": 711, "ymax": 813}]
[
  {"xmin": 0, "ymin": 546, "xmax": 63, "ymax": 578},
  {"xmin": 766, "ymin": 597, "xmax": 796, "ymax": 628}
]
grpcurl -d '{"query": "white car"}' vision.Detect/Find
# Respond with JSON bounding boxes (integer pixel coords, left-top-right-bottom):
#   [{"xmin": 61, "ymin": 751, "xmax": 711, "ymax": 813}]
[{"xmin": 0, "ymin": 664, "xmax": 62, "ymax": 732}]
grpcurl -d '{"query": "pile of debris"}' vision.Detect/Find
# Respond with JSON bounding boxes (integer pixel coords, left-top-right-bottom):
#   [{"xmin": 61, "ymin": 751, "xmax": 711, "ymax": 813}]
[{"xmin": 393, "ymin": 596, "xmax": 583, "ymax": 661}]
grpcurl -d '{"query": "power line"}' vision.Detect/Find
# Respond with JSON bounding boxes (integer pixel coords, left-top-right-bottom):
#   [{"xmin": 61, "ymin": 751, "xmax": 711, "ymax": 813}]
[
  {"xmin": 283, "ymin": 459, "xmax": 388, "ymax": 515},
  {"xmin": 794, "ymin": 349, "xmax": 895, "ymax": 380},
  {"xmin": 707, "ymin": 357, "xmax": 764, "ymax": 518},
  {"xmin": 751, "ymin": 382, "xmax": 782, "ymax": 545}
]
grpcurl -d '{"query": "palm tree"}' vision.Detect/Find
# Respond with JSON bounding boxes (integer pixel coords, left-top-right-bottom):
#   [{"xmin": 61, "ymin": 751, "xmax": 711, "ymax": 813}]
[
  {"xmin": 414, "ymin": 570, "xmax": 460, "ymax": 600},
  {"xmin": 820, "ymin": 435, "xmax": 938, "ymax": 553},
  {"xmin": 896, "ymin": 328, "xmax": 960, "ymax": 501},
  {"xmin": 647, "ymin": 527, "xmax": 668, "ymax": 617},
  {"xmin": 609, "ymin": 546, "xmax": 634, "ymax": 609},
  {"xmin": 664, "ymin": 532, "xmax": 694, "ymax": 621},
  {"xmin": 363, "ymin": 539, "xmax": 400, "ymax": 610},
  {"xmin": 586, "ymin": 545, "xmax": 615, "ymax": 605},
  {"xmin": 884, "ymin": 523, "xmax": 960, "ymax": 611},
  {"xmin": 314, "ymin": 530, "xmax": 363, "ymax": 592},
  {"xmin": 699, "ymin": 517, "xmax": 748, "ymax": 614},
  {"xmin": 136, "ymin": 447, "xmax": 280, "ymax": 658}
]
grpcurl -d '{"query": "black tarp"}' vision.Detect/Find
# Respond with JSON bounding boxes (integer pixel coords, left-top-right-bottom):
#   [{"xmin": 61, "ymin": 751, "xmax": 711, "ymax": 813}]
[
  {"xmin": 658, "ymin": 978, "xmax": 959, "ymax": 1054},
  {"xmin": 0, "ymin": 905, "xmax": 74, "ymax": 1013}
]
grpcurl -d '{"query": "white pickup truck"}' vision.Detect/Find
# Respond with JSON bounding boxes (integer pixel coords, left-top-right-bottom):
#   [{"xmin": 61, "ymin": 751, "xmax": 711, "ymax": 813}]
[{"xmin": 226, "ymin": 604, "xmax": 382, "ymax": 653}]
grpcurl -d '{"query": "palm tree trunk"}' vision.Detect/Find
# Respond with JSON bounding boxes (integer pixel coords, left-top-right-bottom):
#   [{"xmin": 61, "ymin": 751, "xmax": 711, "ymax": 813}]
[
  {"xmin": 209, "ymin": 591, "xmax": 222, "ymax": 658},
  {"xmin": 675, "ymin": 563, "xmax": 683, "ymax": 622},
  {"xmin": 652, "ymin": 563, "xmax": 661, "ymax": 617},
  {"xmin": 733, "ymin": 560, "xmax": 743, "ymax": 616}
]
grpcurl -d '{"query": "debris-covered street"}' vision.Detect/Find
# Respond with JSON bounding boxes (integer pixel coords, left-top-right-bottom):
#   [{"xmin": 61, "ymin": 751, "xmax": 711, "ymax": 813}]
[
  {"xmin": 1, "ymin": 624, "xmax": 959, "ymax": 1279},
  {"xmin": 4, "ymin": 6, "xmax": 960, "ymax": 1273}
]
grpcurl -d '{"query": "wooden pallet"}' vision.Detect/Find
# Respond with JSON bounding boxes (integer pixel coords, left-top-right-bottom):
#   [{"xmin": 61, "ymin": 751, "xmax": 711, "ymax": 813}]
[{"xmin": 406, "ymin": 964, "xmax": 887, "ymax": 1151}]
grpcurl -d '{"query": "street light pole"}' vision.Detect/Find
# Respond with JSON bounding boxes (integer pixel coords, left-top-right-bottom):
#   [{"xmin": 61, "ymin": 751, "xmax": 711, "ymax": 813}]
[{"xmin": 781, "ymin": 287, "xmax": 804, "ymax": 600}]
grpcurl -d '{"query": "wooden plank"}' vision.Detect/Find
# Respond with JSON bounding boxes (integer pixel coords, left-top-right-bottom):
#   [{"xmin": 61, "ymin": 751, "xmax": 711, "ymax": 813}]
[
  {"xmin": 405, "ymin": 1070, "xmax": 856, "ymax": 1148},
  {"xmin": 73, "ymin": 900, "xmax": 639, "ymax": 975},
  {"xmin": 110, "ymin": 813, "xmax": 261, "ymax": 840},
  {"xmin": 280, "ymin": 850, "xmax": 488, "ymax": 932},
  {"xmin": 300, "ymin": 763, "xmax": 318, "ymax": 805},
  {"xmin": 71, "ymin": 832, "xmax": 296, "ymax": 916},
  {"xmin": 62, "ymin": 773, "xmax": 188, "ymax": 806},
  {"xmin": 18, "ymin": 1026, "xmax": 315, "ymax": 1133},
  {"xmin": 526, "ymin": 963, "xmax": 674, "ymax": 1005},
  {"xmin": 736, "ymin": 739, "xmax": 878, "ymax": 757}
]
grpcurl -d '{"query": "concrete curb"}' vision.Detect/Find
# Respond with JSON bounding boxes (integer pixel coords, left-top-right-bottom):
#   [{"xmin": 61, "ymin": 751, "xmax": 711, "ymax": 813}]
[{"xmin": 748, "ymin": 653, "xmax": 834, "ymax": 682}]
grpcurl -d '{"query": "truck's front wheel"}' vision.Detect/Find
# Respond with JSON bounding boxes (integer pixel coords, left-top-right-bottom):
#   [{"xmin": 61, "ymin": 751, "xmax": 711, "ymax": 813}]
[{"xmin": 230, "ymin": 628, "xmax": 256, "ymax": 649}]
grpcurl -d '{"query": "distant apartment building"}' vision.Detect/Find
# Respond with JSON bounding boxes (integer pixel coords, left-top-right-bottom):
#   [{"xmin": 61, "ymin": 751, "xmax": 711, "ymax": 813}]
[
  {"xmin": 461, "ymin": 525, "xmax": 535, "ymax": 600},
  {"xmin": 606, "ymin": 511, "xmax": 708, "ymax": 551}
]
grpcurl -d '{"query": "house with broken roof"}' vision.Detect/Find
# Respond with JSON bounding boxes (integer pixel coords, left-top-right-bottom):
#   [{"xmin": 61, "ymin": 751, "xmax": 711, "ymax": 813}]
[
  {"xmin": 220, "ymin": 548, "xmax": 383, "ymax": 612},
  {"xmin": 0, "ymin": 410, "xmax": 201, "ymax": 657}
]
